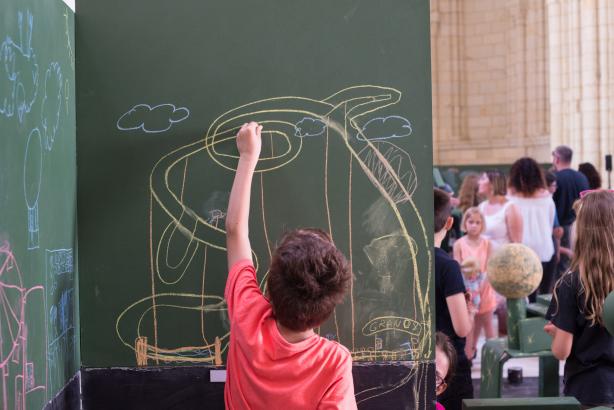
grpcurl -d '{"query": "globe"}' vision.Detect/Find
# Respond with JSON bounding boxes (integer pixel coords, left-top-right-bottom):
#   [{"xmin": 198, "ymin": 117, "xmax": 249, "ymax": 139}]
[{"xmin": 487, "ymin": 243, "xmax": 543, "ymax": 299}]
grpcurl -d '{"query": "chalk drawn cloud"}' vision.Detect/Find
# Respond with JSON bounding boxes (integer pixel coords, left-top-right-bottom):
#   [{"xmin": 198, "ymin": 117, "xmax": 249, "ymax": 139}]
[
  {"xmin": 117, "ymin": 103, "xmax": 190, "ymax": 134},
  {"xmin": 356, "ymin": 115, "xmax": 412, "ymax": 141},
  {"xmin": 294, "ymin": 117, "xmax": 327, "ymax": 138}
]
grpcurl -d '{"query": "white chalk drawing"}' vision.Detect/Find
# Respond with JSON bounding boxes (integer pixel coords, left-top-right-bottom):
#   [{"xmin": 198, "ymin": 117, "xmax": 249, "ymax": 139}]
[
  {"xmin": 116, "ymin": 103, "xmax": 190, "ymax": 133},
  {"xmin": 23, "ymin": 128, "xmax": 42, "ymax": 250},
  {"xmin": 0, "ymin": 11, "xmax": 39, "ymax": 123},
  {"xmin": 45, "ymin": 248, "xmax": 75, "ymax": 396},
  {"xmin": 294, "ymin": 117, "xmax": 327, "ymax": 138},
  {"xmin": 41, "ymin": 62, "xmax": 63, "ymax": 151},
  {"xmin": 63, "ymin": 10, "xmax": 74, "ymax": 71},
  {"xmin": 356, "ymin": 115, "xmax": 412, "ymax": 141},
  {"xmin": 45, "ymin": 249, "xmax": 73, "ymax": 277}
]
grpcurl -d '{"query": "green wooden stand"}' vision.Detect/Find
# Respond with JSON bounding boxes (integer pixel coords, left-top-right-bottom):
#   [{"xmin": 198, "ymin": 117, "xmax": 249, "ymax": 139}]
[
  {"xmin": 480, "ymin": 338, "xmax": 559, "ymax": 398},
  {"xmin": 507, "ymin": 298, "xmax": 526, "ymax": 350},
  {"xmin": 481, "ymin": 298, "xmax": 558, "ymax": 399}
]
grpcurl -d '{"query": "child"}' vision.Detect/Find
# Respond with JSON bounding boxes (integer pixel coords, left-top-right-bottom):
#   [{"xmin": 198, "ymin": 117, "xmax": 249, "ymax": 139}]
[
  {"xmin": 224, "ymin": 122, "xmax": 356, "ymax": 409},
  {"xmin": 545, "ymin": 190, "xmax": 614, "ymax": 408},
  {"xmin": 434, "ymin": 188, "xmax": 474, "ymax": 410},
  {"xmin": 453, "ymin": 207, "xmax": 496, "ymax": 360},
  {"xmin": 435, "ymin": 332, "xmax": 457, "ymax": 410}
]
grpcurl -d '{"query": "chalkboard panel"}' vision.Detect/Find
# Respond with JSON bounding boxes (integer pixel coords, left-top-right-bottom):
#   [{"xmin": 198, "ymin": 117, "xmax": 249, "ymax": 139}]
[
  {"xmin": 77, "ymin": 0, "xmax": 434, "ymax": 383},
  {"xmin": 0, "ymin": 0, "xmax": 77, "ymax": 407}
]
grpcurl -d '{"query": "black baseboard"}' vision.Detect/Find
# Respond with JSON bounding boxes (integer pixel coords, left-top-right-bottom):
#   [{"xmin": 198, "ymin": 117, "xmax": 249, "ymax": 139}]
[
  {"xmin": 48, "ymin": 362, "xmax": 434, "ymax": 409},
  {"xmin": 44, "ymin": 372, "xmax": 81, "ymax": 410}
]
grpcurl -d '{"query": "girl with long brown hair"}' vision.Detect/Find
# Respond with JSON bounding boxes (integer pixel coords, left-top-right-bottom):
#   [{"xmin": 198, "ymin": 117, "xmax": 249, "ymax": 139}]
[{"xmin": 545, "ymin": 190, "xmax": 614, "ymax": 408}]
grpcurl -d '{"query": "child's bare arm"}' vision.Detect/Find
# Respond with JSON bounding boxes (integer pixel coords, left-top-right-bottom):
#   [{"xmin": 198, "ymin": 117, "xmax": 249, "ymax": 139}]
[
  {"xmin": 452, "ymin": 240, "xmax": 462, "ymax": 264},
  {"xmin": 226, "ymin": 122, "xmax": 262, "ymax": 268}
]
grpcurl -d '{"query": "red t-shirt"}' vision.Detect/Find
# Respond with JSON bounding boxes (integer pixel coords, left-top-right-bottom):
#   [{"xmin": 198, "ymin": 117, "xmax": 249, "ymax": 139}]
[{"xmin": 224, "ymin": 260, "xmax": 357, "ymax": 410}]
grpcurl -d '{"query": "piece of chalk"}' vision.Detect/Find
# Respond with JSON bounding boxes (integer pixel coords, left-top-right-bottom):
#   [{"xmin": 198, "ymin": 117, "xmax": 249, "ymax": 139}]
[{"xmin": 210, "ymin": 369, "xmax": 227, "ymax": 383}]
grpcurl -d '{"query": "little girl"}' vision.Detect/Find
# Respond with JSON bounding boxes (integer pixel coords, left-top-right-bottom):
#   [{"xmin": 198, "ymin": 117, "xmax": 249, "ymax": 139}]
[
  {"xmin": 545, "ymin": 190, "xmax": 614, "ymax": 408},
  {"xmin": 453, "ymin": 207, "xmax": 496, "ymax": 360}
]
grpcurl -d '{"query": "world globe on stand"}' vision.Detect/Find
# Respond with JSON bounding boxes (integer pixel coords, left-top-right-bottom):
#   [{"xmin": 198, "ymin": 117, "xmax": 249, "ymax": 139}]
[{"xmin": 487, "ymin": 243, "xmax": 543, "ymax": 299}]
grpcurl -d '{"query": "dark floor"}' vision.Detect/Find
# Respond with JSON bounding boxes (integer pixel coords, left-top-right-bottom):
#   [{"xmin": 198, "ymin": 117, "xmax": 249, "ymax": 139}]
[{"xmin": 473, "ymin": 376, "xmax": 565, "ymax": 398}]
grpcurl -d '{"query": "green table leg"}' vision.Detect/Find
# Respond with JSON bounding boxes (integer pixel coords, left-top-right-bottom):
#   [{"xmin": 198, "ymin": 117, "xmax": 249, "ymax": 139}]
[
  {"xmin": 539, "ymin": 355, "xmax": 560, "ymax": 397},
  {"xmin": 480, "ymin": 338, "xmax": 508, "ymax": 398}
]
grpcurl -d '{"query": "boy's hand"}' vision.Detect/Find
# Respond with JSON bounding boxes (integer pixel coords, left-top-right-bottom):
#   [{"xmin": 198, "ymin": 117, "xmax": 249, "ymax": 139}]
[{"xmin": 236, "ymin": 122, "xmax": 262, "ymax": 162}]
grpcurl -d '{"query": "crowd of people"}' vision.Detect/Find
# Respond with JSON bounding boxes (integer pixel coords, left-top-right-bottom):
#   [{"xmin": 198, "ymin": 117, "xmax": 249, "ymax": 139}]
[{"xmin": 435, "ymin": 145, "xmax": 614, "ymax": 410}]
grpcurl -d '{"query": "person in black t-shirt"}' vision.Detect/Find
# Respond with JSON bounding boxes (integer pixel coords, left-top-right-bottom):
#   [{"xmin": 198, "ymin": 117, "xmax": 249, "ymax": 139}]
[
  {"xmin": 545, "ymin": 190, "xmax": 614, "ymax": 408},
  {"xmin": 434, "ymin": 188, "xmax": 474, "ymax": 410},
  {"xmin": 552, "ymin": 146, "xmax": 589, "ymax": 279}
]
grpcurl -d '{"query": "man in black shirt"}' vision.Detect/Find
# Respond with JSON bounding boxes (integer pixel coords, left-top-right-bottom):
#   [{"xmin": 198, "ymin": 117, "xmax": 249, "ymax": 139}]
[
  {"xmin": 434, "ymin": 188, "xmax": 474, "ymax": 410},
  {"xmin": 552, "ymin": 146, "xmax": 589, "ymax": 277}
]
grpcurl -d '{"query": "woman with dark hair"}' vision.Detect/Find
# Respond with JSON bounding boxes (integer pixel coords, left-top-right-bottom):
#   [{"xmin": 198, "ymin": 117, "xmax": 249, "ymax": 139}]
[
  {"xmin": 508, "ymin": 158, "xmax": 556, "ymax": 302},
  {"xmin": 578, "ymin": 162, "xmax": 602, "ymax": 190}
]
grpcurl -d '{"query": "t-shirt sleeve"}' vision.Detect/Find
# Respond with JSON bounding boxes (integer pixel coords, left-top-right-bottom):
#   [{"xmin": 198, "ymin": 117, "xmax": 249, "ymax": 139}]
[
  {"xmin": 224, "ymin": 259, "xmax": 265, "ymax": 322},
  {"xmin": 443, "ymin": 258, "xmax": 466, "ymax": 298},
  {"xmin": 546, "ymin": 275, "xmax": 577, "ymax": 334},
  {"xmin": 318, "ymin": 354, "xmax": 357, "ymax": 410}
]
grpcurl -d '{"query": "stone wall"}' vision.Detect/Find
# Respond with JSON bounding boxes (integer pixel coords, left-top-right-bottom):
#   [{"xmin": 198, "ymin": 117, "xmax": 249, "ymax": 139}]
[{"xmin": 432, "ymin": 0, "xmax": 614, "ymax": 184}]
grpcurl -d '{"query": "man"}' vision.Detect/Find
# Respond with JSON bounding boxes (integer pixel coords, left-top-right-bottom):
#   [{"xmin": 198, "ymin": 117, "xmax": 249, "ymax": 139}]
[{"xmin": 551, "ymin": 145, "xmax": 589, "ymax": 278}]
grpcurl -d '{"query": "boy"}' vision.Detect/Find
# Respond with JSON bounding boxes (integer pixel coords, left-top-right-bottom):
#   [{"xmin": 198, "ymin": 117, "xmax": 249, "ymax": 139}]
[
  {"xmin": 224, "ymin": 122, "xmax": 356, "ymax": 409},
  {"xmin": 434, "ymin": 188, "xmax": 474, "ymax": 410}
]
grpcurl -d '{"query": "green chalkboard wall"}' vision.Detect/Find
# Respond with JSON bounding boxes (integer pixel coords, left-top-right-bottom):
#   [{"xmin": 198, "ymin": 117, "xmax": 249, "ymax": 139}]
[
  {"xmin": 0, "ymin": 0, "xmax": 77, "ymax": 407},
  {"xmin": 77, "ymin": 0, "xmax": 434, "ymax": 386}
]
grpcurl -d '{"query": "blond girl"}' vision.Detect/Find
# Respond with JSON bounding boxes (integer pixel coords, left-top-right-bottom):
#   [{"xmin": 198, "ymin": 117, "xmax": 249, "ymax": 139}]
[{"xmin": 453, "ymin": 207, "xmax": 496, "ymax": 360}]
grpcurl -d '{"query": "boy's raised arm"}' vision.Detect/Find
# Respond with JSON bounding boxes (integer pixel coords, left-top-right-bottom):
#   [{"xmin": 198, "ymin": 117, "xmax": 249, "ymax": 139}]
[{"xmin": 226, "ymin": 122, "xmax": 262, "ymax": 268}]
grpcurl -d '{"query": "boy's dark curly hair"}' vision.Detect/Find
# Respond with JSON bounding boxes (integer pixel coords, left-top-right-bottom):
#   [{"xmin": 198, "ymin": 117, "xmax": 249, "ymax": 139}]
[
  {"xmin": 434, "ymin": 188, "xmax": 452, "ymax": 233},
  {"xmin": 508, "ymin": 157, "xmax": 545, "ymax": 196},
  {"xmin": 266, "ymin": 228, "xmax": 351, "ymax": 332}
]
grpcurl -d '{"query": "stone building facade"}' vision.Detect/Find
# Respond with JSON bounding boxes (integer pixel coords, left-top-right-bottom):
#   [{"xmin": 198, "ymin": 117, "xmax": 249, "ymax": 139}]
[{"xmin": 431, "ymin": 0, "xmax": 614, "ymax": 183}]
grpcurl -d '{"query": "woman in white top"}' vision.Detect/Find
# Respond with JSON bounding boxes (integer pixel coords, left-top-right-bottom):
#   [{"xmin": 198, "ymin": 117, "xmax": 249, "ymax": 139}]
[
  {"xmin": 507, "ymin": 158, "xmax": 556, "ymax": 302},
  {"xmin": 477, "ymin": 170, "xmax": 523, "ymax": 250}
]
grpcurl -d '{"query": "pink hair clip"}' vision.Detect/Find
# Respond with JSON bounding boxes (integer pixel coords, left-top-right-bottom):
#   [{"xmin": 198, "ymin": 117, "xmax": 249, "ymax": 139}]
[{"xmin": 579, "ymin": 189, "xmax": 614, "ymax": 199}]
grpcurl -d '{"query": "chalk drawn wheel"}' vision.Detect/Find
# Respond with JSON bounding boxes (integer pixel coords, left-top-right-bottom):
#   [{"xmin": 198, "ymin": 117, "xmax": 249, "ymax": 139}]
[{"xmin": 0, "ymin": 244, "xmax": 26, "ymax": 372}]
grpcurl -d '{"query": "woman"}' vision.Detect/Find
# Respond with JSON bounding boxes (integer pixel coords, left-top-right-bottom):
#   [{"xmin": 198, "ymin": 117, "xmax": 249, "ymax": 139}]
[
  {"xmin": 477, "ymin": 170, "xmax": 523, "ymax": 250},
  {"xmin": 507, "ymin": 158, "xmax": 556, "ymax": 302},
  {"xmin": 477, "ymin": 170, "xmax": 523, "ymax": 335},
  {"xmin": 578, "ymin": 162, "xmax": 602, "ymax": 190},
  {"xmin": 458, "ymin": 174, "xmax": 481, "ymax": 214}
]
